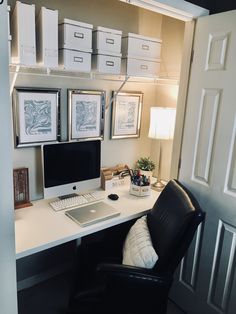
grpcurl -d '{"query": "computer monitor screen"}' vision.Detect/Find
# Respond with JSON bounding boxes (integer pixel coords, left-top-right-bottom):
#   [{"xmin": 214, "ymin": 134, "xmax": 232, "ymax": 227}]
[{"xmin": 42, "ymin": 140, "xmax": 101, "ymax": 199}]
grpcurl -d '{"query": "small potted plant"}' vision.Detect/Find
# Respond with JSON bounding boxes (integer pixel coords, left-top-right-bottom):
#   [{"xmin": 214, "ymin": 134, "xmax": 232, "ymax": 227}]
[{"xmin": 136, "ymin": 157, "xmax": 155, "ymax": 177}]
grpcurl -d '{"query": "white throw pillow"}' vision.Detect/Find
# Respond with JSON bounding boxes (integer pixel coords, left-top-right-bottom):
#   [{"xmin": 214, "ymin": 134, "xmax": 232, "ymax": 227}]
[{"xmin": 122, "ymin": 215, "xmax": 158, "ymax": 269}]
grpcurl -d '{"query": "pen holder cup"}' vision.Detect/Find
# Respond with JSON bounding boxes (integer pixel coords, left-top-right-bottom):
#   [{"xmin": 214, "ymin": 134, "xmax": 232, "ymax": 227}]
[{"xmin": 130, "ymin": 183, "xmax": 151, "ymax": 197}]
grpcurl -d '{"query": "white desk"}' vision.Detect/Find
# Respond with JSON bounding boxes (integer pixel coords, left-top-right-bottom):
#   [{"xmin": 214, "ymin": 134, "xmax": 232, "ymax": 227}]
[{"xmin": 15, "ymin": 182, "xmax": 160, "ymax": 259}]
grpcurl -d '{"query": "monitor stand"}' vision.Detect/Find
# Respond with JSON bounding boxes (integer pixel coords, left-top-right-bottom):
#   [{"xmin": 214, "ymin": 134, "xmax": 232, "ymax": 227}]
[{"xmin": 58, "ymin": 193, "xmax": 78, "ymax": 200}]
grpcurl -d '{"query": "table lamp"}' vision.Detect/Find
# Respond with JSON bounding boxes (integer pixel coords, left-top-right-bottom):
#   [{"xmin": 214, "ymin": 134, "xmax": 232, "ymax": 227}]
[{"xmin": 148, "ymin": 107, "xmax": 176, "ymax": 191}]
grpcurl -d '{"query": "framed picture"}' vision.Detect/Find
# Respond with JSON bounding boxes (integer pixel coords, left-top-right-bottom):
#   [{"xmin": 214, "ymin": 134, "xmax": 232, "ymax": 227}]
[
  {"xmin": 68, "ymin": 89, "xmax": 105, "ymax": 141},
  {"xmin": 13, "ymin": 87, "xmax": 60, "ymax": 147},
  {"xmin": 111, "ymin": 91, "xmax": 143, "ymax": 139}
]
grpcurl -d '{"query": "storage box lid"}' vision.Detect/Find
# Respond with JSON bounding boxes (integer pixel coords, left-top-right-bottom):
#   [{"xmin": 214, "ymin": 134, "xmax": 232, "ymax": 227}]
[
  {"xmin": 122, "ymin": 32, "xmax": 162, "ymax": 43},
  {"xmin": 93, "ymin": 26, "xmax": 122, "ymax": 35},
  {"xmin": 93, "ymin": 49, "xmax": 122, "ymax": 57},
  {"xmin": 59, "ymin": 47, "xmax": 93, "ymax": 53},
  {"xmin": 41, "ymin": 6, "xmax": 58, "ymax": 13},
  {"xmin": 59, "ymin": 18, "xmax": 93, "ymax": 29},
  {"xmin": 122, "ymin": 55, "xmax": 161, "ymax": 63}
]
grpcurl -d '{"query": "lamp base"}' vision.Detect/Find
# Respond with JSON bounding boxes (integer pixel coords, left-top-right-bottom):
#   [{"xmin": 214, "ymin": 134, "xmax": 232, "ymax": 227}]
[{"xmin": 151, "ymin": 179, "xmax": 166, "ymax": 192}]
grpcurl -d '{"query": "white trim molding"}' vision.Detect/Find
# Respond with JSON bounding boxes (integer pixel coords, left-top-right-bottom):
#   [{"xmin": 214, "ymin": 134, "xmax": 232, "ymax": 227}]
[{"xmin": 120, "ymin": 0, "xmax": 209, "ymax": 21}]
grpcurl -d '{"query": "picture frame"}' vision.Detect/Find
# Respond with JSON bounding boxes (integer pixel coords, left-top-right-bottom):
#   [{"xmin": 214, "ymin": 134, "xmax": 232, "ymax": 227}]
[
  {"xmin": 13, "ymin": 87, "xmax": 60, "ymax": 147},
  {"xmin": 13, "ymin": 167, "xmax": 32, "ymax": 209},
  {"xmin": 111, "ymin": 91, "xmax": 143, "ymax": 139},
  {"xmin": 68, "ymin": 89, "xmax": 105, "ymax": 141}
]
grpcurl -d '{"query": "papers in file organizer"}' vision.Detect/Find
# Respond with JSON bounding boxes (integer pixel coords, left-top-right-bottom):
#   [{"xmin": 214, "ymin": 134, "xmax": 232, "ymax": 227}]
[{"xmin": 65, "ymin": 202, "xmax": 120, "ymax": 227}]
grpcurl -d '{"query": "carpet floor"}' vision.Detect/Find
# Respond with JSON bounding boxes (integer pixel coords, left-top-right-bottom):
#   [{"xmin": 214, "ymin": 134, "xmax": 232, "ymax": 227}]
[{"xmin": 18, "ymin": 271, "xmax": 184, "ymax": 314}]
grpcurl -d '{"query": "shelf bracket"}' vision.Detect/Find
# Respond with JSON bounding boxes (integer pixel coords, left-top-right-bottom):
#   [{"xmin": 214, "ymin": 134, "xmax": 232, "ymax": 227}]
[
  {"xmin": 106, "ymin": 75, "xmax": 130, "ymax": 110},
  {"xmin": 10, "ymin": 65, "xmax": 20, "ymax": 95}
]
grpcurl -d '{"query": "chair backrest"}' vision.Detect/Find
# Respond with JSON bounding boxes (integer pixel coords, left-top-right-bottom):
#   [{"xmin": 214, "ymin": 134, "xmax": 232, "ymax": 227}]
[{"xmin": 147, "ymin": 179, "xmax": 205, "ymax": 273}]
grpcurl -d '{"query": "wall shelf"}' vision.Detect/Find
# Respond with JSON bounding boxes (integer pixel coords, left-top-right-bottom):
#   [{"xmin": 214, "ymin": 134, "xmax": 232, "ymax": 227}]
[{"xmin": 9, "ymin": 63, "xmax": 179, "ymax": 90}]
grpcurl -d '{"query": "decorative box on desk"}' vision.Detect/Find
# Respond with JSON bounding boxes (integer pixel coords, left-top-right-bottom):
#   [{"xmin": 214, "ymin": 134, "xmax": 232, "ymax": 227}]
[
  {"xmin": 129, "ymin": 169, "xmax": 151, "ymax": 196},
  {"xmin": 101, "ymin": 164, "xmax": 130, "ymax": 190},
  {"xmin": 130, "ymin": 184, "xmax": 151, "ymax": 197}
]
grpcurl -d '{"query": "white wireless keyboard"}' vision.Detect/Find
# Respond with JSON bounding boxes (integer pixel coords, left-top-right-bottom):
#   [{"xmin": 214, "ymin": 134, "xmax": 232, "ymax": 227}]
[{"xmin": 49, "ymin": 191, "xmax": 105, "ymax": 211}]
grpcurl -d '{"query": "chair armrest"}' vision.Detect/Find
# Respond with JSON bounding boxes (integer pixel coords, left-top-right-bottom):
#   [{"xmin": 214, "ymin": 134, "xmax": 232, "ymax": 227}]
[{"xmin": 97, "ymin": 262, "xmax": 172, "ymax": 287}]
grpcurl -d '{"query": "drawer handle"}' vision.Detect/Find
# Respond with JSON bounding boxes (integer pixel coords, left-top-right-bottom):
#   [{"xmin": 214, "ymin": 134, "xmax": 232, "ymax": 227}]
[
  {"xmin": 106, "ymin": 61, "xmax": 114, "ymax": 67},
  {"xmin": 140, "ymin": 64, "xmax": 148, "ymax": 70},
  {"xmin": 74, "ymin": 32, "xmax": 84, "ymax": 39},
  {"xmin": 106, "ymin": 38, "xmax": 115, "ymax": 45},
  {"xmin": 74, "ymin": 56, "xmax": 83, "ymax": 63},
  {"xmin": 142, "ymin": 44, "xmax": 149, "ymax": 51}
]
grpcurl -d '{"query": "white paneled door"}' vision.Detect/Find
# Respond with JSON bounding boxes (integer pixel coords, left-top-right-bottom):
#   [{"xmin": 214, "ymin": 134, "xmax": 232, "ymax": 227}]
[{"xmin": 170, "ymin": 10, "xmax": 236, "ymax": 314}]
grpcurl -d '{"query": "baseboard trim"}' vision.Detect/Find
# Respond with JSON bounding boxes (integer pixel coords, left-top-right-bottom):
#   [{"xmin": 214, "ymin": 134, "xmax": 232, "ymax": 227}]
[{"xmin": 17, "ymin": 261, "xmax": 73, "ymax": 291}]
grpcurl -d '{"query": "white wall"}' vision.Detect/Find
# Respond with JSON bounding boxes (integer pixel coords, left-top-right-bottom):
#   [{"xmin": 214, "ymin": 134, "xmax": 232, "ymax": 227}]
[
  {"xmin": 0, "ymin": 2, "xmax": 18, "ymax": 314},
  {"xmin": 8, "ymin": 0, "xmax": 184, "ymax": 200}
]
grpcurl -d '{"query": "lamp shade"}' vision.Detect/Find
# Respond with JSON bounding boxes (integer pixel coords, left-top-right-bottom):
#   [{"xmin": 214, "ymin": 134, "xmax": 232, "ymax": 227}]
[{"xmin": 148, "ymin": 107, "xmax": 176, "ymax": 140}]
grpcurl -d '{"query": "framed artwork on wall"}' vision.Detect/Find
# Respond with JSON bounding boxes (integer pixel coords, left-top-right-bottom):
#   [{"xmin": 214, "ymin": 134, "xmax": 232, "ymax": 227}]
[
  {"xmin": 111, "ymin": 91, "xmax": 143, "ymax": 139},
  {"xmin": 68, "ymin": 89, "xmax": 105, "ymax": 141},
  {"xmin": 13, "ymin": 87, "xmax": 60, "ymax": 147}
]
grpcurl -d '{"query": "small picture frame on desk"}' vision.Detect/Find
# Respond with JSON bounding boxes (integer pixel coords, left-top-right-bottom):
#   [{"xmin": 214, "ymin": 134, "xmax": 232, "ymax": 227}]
[
  {"xmin": 13, "ymin": 87, "xmax": 61, "ymax": 147},
  {"xmin": 13, "ymin": 167, "xmax": 32, "ymax": 209},
  {"xmin": 111, "ymin": 91, "xmax": 143, "ymax": 139},
  {"xmin": 68, "ymin": 89, "xmax": 105, "ymax": 141}
]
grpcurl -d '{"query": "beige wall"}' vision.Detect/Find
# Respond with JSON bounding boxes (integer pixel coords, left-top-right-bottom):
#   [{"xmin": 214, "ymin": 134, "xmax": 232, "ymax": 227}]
[
  {"xmin": 160, "ymin": 16, "xmax": 185, "ymax": 78},
  {"xmin": 9, "ymin": 0, "xmax": 184, "ymax": 200}
]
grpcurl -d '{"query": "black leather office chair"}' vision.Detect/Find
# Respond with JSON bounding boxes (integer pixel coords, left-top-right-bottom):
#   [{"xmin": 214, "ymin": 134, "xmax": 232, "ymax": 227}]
[{"xmin": 68, "ymin": 179, "xmax": 205, "ymax": 314}]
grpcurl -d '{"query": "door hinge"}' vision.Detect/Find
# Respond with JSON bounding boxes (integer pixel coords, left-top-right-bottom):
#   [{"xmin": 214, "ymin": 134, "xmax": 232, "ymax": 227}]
[
  {"xmin": 178, "ymin": 158, "xmax": 182, "ymax": 170},
  {"xmin": 191, "ymin": 50, "xmax": 194, "ymax": 63}
]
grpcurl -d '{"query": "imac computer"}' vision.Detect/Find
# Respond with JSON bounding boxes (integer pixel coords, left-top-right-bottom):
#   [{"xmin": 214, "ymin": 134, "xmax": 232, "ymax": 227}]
[{"xmin": 42, "ymin": 140, "xmax": 101, "ymax": 199}]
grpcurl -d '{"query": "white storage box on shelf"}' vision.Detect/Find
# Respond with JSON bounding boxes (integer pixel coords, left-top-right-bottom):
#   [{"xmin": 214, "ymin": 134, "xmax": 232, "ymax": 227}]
[
  {"xmin": 92, "ymin": 26, "xmax": 122, "ymax": 74},
  {"xmin": 92, "ymin": 51, "xmax": 121, "ymax": 74},
  {"xmin": 58, "ymin": 18, "xmax": 93, "ymax": 72},
  {"xmin": 11, "ymin": 1, "xmax": 36, "ymax": 65},
  {"xmin": 92, "ymin": 26, "xmax": 122, "ymax": 55},
  {"xmin": 36, "ymin": 7, "xmax": 58, "ymax": 68},
  {"xmin": 121, "ymin": 56, "xmax": 161, "ymax": 77},
  {"xmin": 122, "ymin": 33, "xmax": 162, "ymax": 60},
  {"xmin": 59, "ymin": 49, "xmax": 92, "ymax": 72},
  {"xmin": 59, "ymin": 18, "xmax": 93, "ymax": 51},
  {"xmin": 121, "ymin": 32, "xmax": 162, "ymax": 77}
]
